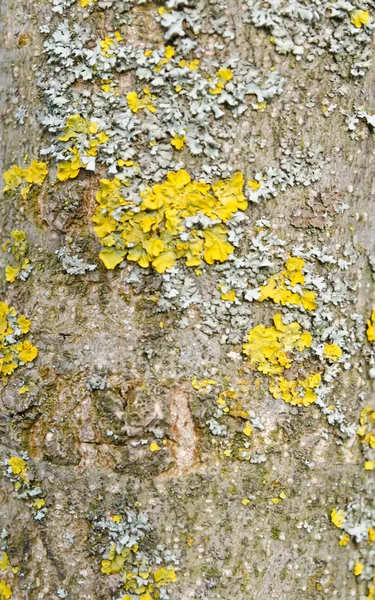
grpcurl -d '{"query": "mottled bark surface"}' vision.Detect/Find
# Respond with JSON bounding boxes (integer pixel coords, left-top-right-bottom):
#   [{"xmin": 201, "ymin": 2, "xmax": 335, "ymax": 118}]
[{"xmin": 0, "ymin": 1, "xmax": 375, "ymax": 599}]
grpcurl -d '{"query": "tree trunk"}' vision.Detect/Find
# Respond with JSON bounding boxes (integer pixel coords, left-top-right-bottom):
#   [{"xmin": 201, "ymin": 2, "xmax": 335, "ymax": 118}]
[{"xmin": 1, "ymin": 1, "xmax": 374, "ymax": 599}]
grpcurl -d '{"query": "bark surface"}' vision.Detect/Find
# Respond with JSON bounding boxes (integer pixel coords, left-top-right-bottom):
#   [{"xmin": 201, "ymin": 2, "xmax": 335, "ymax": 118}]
[{"xmin": 0, "ymin": 1, "xmax": 375, "ymax": 599}]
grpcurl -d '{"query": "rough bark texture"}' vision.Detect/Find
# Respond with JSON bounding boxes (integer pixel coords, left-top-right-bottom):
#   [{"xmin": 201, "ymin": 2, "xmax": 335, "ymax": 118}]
[{"xmin": 0, "ymin": 1, "xmax": 375, "ymax": 600}]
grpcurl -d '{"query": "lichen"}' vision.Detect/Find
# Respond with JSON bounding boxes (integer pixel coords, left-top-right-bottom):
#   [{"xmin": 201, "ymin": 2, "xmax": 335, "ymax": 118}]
[{"xmin": 0, "ymin": 303, "xmax": 38, "ymax": 383}]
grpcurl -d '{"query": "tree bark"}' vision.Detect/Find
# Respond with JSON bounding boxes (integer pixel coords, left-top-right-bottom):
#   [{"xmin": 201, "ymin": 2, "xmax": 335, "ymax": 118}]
[{"xmin": 1, "ymin": 1, "xmax": 374, "ymax": 599}]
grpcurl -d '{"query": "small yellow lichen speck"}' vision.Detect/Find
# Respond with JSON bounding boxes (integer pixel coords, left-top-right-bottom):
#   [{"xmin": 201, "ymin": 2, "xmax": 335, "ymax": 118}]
[
  {"xmin": 243, "ymin": 422, "xmax": 253, "ymax": 437},
  {"xmin": 323, "ymin": 343, "xmax": 342, "ymax": 361},
  {"xmin": 170, "ymin": 132, "xmax": 186, "ymax": 150},
  {"xmin": 149, "ymin": 442, "xmax": 161, "ymax": 452},
  {"xmin": 33, "ymin": 498, "xmax": 45, "ymax": 509},
  {"xmin": 367, "ymin": 310, "xmax": 375, "ymax": 342},
  {"xmin": 331, "ymin": 508, "xmax": 345, "ymax": 528},
  {"xmin": 248, "ymin": 180, "xmax": 261, "ymax": 190},
  {"xmin": 209, "ymin": 69, "xmax": 233, "ymax": 95},
  {"xmin": 219, "ymin": 285, "xmax": 236, "ymax": 302},
  {"xmin": 354, "ymin": 561, "xmax": 365, "ymax": 576},
  {"xmin": 164, "ymin": 45, "xmax": 175, "ymax": 59},
  {"xmin": 350, "ymin": 9, "xmax": 370, "ymax": 28},
  {"xmin": 338, "ymin": 533, "xmax": 350, "ymax": 546}
]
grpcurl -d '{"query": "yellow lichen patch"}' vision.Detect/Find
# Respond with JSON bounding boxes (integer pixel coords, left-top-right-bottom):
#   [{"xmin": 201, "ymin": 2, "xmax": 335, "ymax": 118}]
[
  {"xmin": 8, "ymin": 457, "xmax": 28, "ymax": 483},
  {"xmin": 269, "ymin": 373, "xmax": 321, "ymax": 407},
  {"xmin": 58, "ymin": 114, "xmax": 98, "ymax": 141},
  {"xmin": 149, "ymin": 442, "xmax": 161, "ymax": 452},
  {"xmin": 101, "ymin": 546, "xmax": 128, "ymax": 575},
  {"xmin": 350, "ymin": 9, "xmax": 370, "ymax": 28},
  {"xmin": 150, "ymin": 44, "xmax": 177, "ymax": 72},
  {"xmin": 162, "ymin": 45, "xmax": 174, "ymax": 59},
  {"xmin": 57, "ymin": 115, "xmax": 109, "ymax": 180},
  {"xmin": 219, "ymin": 285, "xmax": 236, "ymax": 302},
  {"xmin": 2, "ymin": 165, "xmax": 23, "ymax": 191},
  {"xmin": 209, "ymin": 68, "xmax": 233, "ymax": 95},
  {"xmin": 0, "ymin": 303, "xmax": 38, "ymax": 383},
  {"xmin": 247, "ymin": 180, "xmax": 261, "ymax": 191},
  {"xmin": 3, "ymin": 230, "xmax": 31, "ymax": 285},
  {"xmin": 323, "ymin": 344, "xmax": 342, "ymax": 361},
  {"xmin": 80, "ymin": 0, "xmax": 97, "ymax": 6},
  {"xmin": 99, "ymin": 32, "xmax": 122, "ymax": 57},
  {"xmin": 367, "ymin": 583, "xmax": 375, "ymax": 600},
  {"xmin": 258, "ymin": 256, "xmax": 317, "ymax": 311},
  {"xmin": 331, "ymin": 508, "xmax": 345, "ymax": 528},
  {"xmin": 3, "ymin": 160, "xmax": 48, "ymax": 198},
  {"xmin": 354, "ymin": 561, "xmax": 365, "ymax": 576},
  {"xmin": 338, "ymin": 533, "xmax": 350, "ymax": 546},
  {"xmin": 22, "ymin": 161, "xmax": 48, "ymax": 186},
  {"xmin": 93, "ymin": 170, "xmax": 246, "ymax": 273},
  {"xmin": 367, "ymin": 310, "xmax": 375, "ymax": 342},
  {"xmin": 357, "ymin": 405, "xmax": 375, "ymax": 467},
  {"xmin": 154, "ymin": 567, "xmax": 177, "ymax": 584},
  {"xmin": 170, "ymin": 132, "xmax": 186, "ymax": 150},
  {"xmin": 191, "ymin": 377, "xmax": 217, "ymax": 392},
  {"xmin": 127, "ymin": 89, "xmax": 156, "ymax": 114},
  {"xmin": 0, "ymin": 553, "xmax": 9, "ymax": 572},
  {"xmin": 243, "ymin": 314, "xmax": 312, "ymax": 376},
  {"xmin": 57, "ymin": 155, "xmax": 83, "ymax": 181},
  {"xmin": 243, "ymin": 422, "xmax": 253, "ymax": 437},
  {"xmin": 33, "ymin": 498, "xmax": 45, "ymax": 509},
  {"xmin": 5, "ymin": 267, "xmax": 20, "ymax": 284},
  {"xmin": 188, "ymin": 59, "xmax": 200, "ymax": 70},
  {"xmin": 0, "ymin": 581, "xmax": 11, "ymax": 600}
]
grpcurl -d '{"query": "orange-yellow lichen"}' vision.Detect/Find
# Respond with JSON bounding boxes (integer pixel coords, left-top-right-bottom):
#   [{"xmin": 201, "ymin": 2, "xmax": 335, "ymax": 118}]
[
  {"xmin": 93, "ymin": 170, "xmax": 246, "ymax": 272},
  {"xmin": 3, "ymin": 160, "xmax": 48, "ymax": 199},
  {"xmin": 367, "ymin": 310, "xmax": 375, "ymax": 342},
  {"xmin": 243, "ymin": 313, "xmax": 312, "ymax": 376},
  {"xmin": 258, "ymin": 256, "xmax": 317, "ymax": 310},
  {"xmin": 269, "ymin": 373, "xmax": 321, "ymax": 407},
  {"xmin": 0, "ymin": 303, "xmax": 38, "ymax": 383}
]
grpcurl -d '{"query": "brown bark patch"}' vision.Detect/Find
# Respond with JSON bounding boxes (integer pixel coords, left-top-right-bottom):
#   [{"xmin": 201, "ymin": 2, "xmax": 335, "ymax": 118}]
[{"xmin": 156, "ymin": 385, "xmax": 201, "ymax": 480}]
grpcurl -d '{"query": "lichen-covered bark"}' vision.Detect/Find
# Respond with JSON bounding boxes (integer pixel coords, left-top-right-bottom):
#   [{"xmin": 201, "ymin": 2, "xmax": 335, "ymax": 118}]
[{"xmin": 1, "ymin": 1, "xmax": 375, "ymax": 599}]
